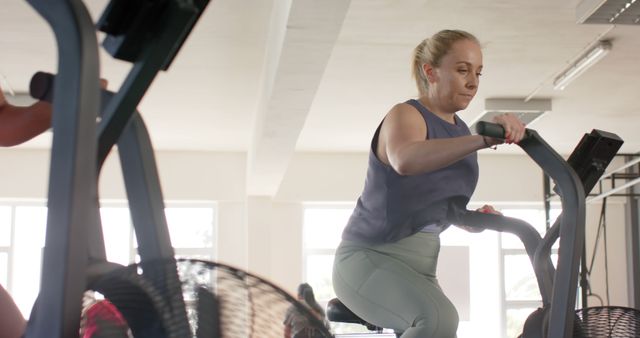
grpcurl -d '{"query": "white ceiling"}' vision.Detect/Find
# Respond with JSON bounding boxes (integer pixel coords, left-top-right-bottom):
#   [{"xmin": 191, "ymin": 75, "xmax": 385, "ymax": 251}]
[{"xmin": 1, "ymin": 0, "xmax": 640, "ymax": 193}]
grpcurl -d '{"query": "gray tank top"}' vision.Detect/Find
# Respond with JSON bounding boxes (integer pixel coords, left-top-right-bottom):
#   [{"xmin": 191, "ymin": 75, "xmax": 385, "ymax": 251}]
[{"xmin": 341, "ymin": 99, "xmax": 479, "ymax": 244}]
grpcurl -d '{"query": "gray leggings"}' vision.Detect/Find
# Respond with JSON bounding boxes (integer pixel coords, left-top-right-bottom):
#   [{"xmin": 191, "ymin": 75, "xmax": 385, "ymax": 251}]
[{"xmin": 332, "ymin": 232, "xmax": 458, "ymax": 338}]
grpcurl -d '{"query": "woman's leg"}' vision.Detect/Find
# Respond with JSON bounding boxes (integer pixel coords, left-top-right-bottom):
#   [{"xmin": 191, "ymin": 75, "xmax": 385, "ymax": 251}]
[
  {"xmin": 0, "ymin": 284, "xmax": 26, "ymax": 338},
  {"xmin": 333, "ymin": 234, "xmax": 458, "ymax": 338}
]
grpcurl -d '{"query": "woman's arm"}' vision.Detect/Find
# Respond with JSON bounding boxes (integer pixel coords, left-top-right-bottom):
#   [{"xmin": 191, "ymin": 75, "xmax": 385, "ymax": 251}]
[
  {"xmin": 0, "ymin": 89, "xmax": 52, "ymax": 147},
  {"xmin": 377, "ymin": 103, "xmax": 525, "ymax": 176},
  {"xmin": 377, "ymin": 103, "xmax": 486, "ymax": 175},
  {"xmin": 0, "ymin": 284, "xmax": 26, "ymax": 338},
  {"xmin": 0, "ymin": 78, "xmax": 110, "ymax": 147}
]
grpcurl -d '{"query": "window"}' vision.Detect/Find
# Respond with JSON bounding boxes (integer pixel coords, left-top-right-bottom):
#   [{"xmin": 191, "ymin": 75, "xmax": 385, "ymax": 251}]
[
  {"xmin": 302, "ymin": 203, "xmax": 369, "ymax": 334},
  {"xmin": 165, "ymin": 206, "xmax": 216, "ymax": 259},
  {"xmin": 500, "ymin": 206, "xmax": 561, "ymax": 338},
  {"xmin": 12, "ymin": 204, "xmax": 47, "ymax": 317},
  {"xmin": 0, "ymin": 206, "xmax": 12, "ymax": 288},
  {"xmin": 302, "ymin": 205, "xmax": 352, "ymax": 307},
  {"xmin": 0, "ymin": 200, "xmax": 216, "ymax": 318}
]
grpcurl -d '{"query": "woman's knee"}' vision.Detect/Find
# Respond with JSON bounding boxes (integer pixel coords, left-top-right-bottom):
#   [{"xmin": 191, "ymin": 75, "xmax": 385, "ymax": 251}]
[
  {"xmin": 403, "ymin": 300, "xmax": 458, "ymax": 338},
  {"xmin": 437, "ymin": 296, "xmax": 459, "ymax": 335},
  {"xmin": 437, "ymin": 301, "xmax": 459, "ymax": 336}
]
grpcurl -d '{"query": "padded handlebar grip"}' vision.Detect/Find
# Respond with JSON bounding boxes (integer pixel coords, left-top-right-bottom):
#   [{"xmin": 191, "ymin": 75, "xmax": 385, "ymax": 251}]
[
  {"xmin": 29, "ymin": 71, "xmax": 55, "ymax": 103},
  {"xmin": 476, "ymin": 121, "xmax": 533, "ymax": 141},
  {"xmin": 475, "ymin": 121, "xmax": 506, "ymax": 139}
]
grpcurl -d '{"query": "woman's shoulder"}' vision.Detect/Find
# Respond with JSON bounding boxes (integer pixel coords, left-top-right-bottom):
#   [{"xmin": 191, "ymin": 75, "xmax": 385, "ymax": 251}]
[
  {"xmin": 391, "ymin": 99, "xmax": 418, "ymax": 111},
  {"xmin": 384, "ymin": 100, "xmax": 425, "ymax": 124}
]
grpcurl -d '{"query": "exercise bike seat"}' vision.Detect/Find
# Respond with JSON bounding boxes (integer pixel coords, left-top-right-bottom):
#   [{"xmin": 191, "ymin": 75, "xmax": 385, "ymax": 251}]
[{"xmin": 326, "ymin": 298, "xmax": 383, "ymax": 331}]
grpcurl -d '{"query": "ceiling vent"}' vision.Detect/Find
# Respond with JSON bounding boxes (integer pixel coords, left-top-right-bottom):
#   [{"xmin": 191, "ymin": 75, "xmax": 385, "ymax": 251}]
[
  {"xmin": 577, "ymin": 0, "xmax": 640, "ymax": 25},
  {"xmin": 469, "ymin": 98, "xmax": 552, "ymax": 133}
]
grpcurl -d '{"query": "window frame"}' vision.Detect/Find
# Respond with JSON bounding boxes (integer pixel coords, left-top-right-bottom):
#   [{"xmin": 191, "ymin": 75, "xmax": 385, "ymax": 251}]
[
  {"xmin": 0, "ymin": 199, "xmax": 218, "ymax": 318},
  {"xmin": 495, "ymin": 203, "xmax": 561, "ymax": 338}
]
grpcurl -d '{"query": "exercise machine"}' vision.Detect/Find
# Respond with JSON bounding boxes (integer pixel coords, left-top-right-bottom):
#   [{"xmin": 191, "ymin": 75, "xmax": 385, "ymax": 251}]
[
  {"xmin": 328, "ymin": 122, "xmax": 640, "ymax": 337},
  {"xmin": 22, "ymin": 1, "xmax": 333, "ymax": 337},
  {"xmin": 23, "ymin": 0, "xmax": 208, "ymax": 337}
]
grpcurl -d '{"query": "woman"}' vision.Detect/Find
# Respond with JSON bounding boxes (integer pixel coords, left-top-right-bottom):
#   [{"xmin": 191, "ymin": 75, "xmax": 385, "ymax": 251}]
[
  {"xmin": 284, "ymin": 283, "xmax": 330, "ymax": 338},
  {"xmin": 332, "ymin": 29, "xmax": 525, "ymax": 338}
]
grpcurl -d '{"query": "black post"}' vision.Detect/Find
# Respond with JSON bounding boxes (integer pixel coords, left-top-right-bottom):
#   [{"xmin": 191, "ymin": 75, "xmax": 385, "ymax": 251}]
[
  {"xmin": 626, "ymin": 155, "xmax": 640, "ymax": 308},
  {"xmin": 580, "ymin": 242, "xmax": 589, "ymax": 309},
  {"xmin": 543, "ymin": 173, "xmax": 551, "ymax": 230},
  {"xmin": 23, "ymin": 0, "xmax": 100, "ymax": 337}
]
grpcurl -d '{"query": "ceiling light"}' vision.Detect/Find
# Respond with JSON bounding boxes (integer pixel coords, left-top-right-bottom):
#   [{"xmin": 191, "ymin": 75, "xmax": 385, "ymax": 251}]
[
  {"xmin": 577, "ymin": 0, "xmax": 640, "ymax": 24},
  {"xmin": 469, "ymin": 98, "xmax": 552, "ymax": 132},
  {"xmin": 552, "ymin": 40, "xmax": 611, "ymax": 91}
]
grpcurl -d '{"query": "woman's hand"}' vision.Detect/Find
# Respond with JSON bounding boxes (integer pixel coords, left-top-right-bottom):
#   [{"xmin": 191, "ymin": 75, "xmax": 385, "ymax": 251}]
[
  {"xmin": 483, "ymin": 112, "xmax": 526, "ymax": 147},
  {"xmin": 456, "ymin": 204, "xmax": 502, "ymax": 233},
  {"xmin": 477, "ymin": 204, "xmax": 502, "ymax": 216}
]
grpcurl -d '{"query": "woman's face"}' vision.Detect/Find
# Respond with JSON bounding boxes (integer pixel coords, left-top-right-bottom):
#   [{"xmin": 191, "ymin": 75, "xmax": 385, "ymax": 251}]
[{"xmin": 429, "ymin": 39, "xmax": 483, "ymax": 113}]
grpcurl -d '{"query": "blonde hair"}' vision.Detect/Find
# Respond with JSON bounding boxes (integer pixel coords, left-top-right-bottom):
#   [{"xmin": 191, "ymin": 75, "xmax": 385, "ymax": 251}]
[{"xmin": 412, "ymin": 29, "xmax": 480, "ymax": 96}]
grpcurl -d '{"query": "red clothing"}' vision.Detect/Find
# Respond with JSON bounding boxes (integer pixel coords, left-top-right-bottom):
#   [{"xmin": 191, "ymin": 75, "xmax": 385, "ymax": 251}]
[{"xmin": 82, "ymin": 300, "xmax": 129, "ymax": 338}]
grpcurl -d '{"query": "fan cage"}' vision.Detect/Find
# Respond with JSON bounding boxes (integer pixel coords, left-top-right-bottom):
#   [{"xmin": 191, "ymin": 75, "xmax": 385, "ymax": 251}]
[
  {"xmin": 573, "ymin": 306, "xmax": 640, "ymax": 338},
  {"xmin": 87, "ymin": 258, "xmax": 332, "ymax": 338}
]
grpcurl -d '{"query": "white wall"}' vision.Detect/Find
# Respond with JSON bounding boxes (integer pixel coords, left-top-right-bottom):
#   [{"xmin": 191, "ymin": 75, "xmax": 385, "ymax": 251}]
[
  {"xmin": 0, "ymin": 149, "xmax": 49, "ymax": 199},
  {"xmin": 0, "ymin": 148, "xmax": 634, "ymax": 306},
  {"xmin": 585, "ymin": 201, "xmax": 629, "ymax": 307}
]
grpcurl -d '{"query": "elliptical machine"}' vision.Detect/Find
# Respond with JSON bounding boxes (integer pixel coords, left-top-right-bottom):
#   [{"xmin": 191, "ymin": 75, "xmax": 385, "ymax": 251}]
[
  {"xmin": 328, "ymin": 122, "xmax": 640, "ymax": 337},
  {"xmin": 22, "ymin": 0, "xmax": 210, "ymax": 337},
  {"xmin": 21, "ymin": 2, "xmax": 333, "ymax": 337}
]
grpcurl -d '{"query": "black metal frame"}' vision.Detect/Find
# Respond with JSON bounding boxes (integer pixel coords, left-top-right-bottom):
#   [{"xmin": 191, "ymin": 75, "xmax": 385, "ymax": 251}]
[
  {"xmin": 473, "ymin": 121, "xmax": 588, "ymax": 337},
  {"xmin": 544, "ymin": 154, "xmax": 640, "ymax": 211},
  {"xmin": 22, "ymin": 0, "xmax": 209, "ymax": 337},
  {"xmin": 23, "ymin": 1, "xmax": 100, "ymax": 337},
  {"xmin": 544, "ymin": 152, "xmax": 640, "ymax": 310},
  {"xmin": 473, "ymin": 122, "xmax": 636, "ymax": 337},
  {"xmin": 624, "ymin": 155, "xmax": 640, "ymax": 309},
  {"xmin": 331, "ymin": 122, "xmax": 603, "ymax": 337}
]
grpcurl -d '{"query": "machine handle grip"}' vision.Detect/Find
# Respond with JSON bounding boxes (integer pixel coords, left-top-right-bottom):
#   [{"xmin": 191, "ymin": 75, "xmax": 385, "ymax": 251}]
[
  {"xmin": 29, "ymin": 71, "xmax": 55, "ymax": 103},
  {"xmin": 475, "ymin": 121, "xmax": 506, "ymax": 139},
  {"xmin": 476, "ymin": 121, "xmax": 533, "ymax": 141}
]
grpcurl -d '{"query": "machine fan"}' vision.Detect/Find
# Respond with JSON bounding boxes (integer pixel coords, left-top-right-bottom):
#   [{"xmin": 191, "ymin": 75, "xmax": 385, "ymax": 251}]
[
  {"xmin": 573, "ymin": 306, "xmax": 640, "ymax": 337},
  {"xmin": 85, "ymin": 259, "xmax": 333, "ymax": 338}
]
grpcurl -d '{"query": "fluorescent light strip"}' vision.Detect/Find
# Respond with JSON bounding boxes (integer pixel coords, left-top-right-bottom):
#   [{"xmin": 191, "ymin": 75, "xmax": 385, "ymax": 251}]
[
  {"xmin": 609, "ymin": 0, "xmax": 637, "ymax": 22},
  {"xmin": 553, "ymin": 40, "xmax": 612, "ymax": 91}
]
